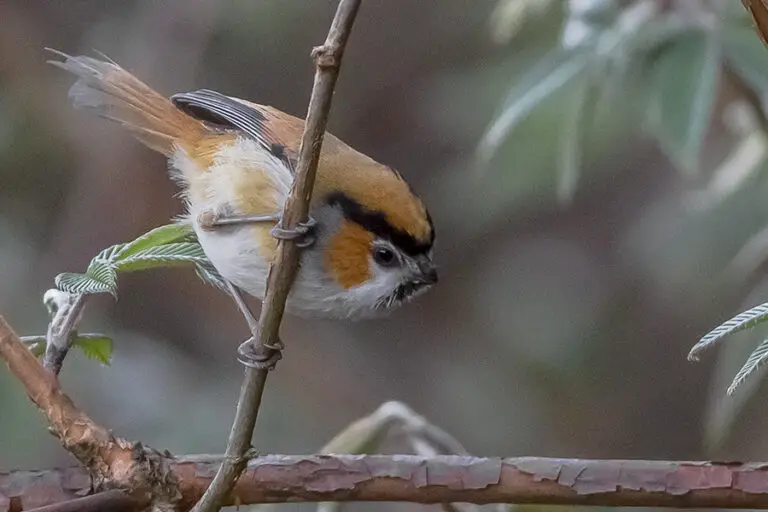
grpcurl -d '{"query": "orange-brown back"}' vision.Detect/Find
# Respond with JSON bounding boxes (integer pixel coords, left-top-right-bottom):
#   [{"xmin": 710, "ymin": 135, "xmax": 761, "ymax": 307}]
[
  {"xmin": 241, "ymin": 102, "xmax": 433, "ymax": 245},
  {"xmin": 51, "ymin": 51, "xmax": 432, "ymax": 249}
]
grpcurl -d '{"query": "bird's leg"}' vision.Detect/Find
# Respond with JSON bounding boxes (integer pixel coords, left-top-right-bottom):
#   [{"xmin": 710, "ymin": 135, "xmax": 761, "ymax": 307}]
[
  {"xmin": 226, "ymin": 281, "xmax": 283, "ymax": 370},
  {"xmin": 198, "ymin": 210, "xmax": 317, "ymax": 248}
]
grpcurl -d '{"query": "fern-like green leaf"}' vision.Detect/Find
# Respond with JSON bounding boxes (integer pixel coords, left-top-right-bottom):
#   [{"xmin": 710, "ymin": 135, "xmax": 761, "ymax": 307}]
[
  {"xmin": 728, "ymin": 338, "xmax": 768, "ymax": 395},
  {"xmin": 93, "ymin": 243, "xmax": 129, "ymax": 264},
  {"xmin": 114, "ymin": 242, "xmax": 209, "ymax": 273},
  {"xmin": 117, "ymin": 223, "xmax": 195, "ymax": 260},
  {"xmin": 56, "ymin": 260, "xmax": 118, "ymax": 297},
  {"xmin": 53, "ymin": 223, "xmax": 222, "ymax": 298},
  {"xmin": 87, "ymin": 258, "xmax": 118, "ymax": 287},
  {"xmin": 73, "ymin": 334, "xmax": 113, "ymax": 365},
  {"xmin": 689, "ymin": 301, "xmax": 768, "ymax": 361}
]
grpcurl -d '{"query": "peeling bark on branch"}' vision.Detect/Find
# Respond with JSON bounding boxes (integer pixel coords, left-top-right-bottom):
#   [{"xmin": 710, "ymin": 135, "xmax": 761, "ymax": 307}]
[
  {"xmin": 0, "ymin": 316, "xmax": 178, "ymax": 511},
  {"xmin": 8, "ymin": 456, "xmax": 768, "ymax": 509}
]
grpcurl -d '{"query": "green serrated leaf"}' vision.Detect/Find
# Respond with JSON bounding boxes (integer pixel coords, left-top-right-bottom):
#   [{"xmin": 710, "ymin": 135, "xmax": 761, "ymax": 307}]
[
  {"xmin": 93, "ymin": 243, "xmax": 129, "ymax": 265},
  {"xmin": 722, "ymin": 26, "xmax": 768, "ymax": 93},
  {"xmin": 689, "ymin": 301, "xmax": 768, "ymax": 360},
  {"xmin": 728, "ymin": 337, "xmax": 768, "ymax": 395},
  {"xmin": 55, "ymin": 264, "xmax": 117, "ymax": 297},
  {"xmin": 477, "ymin": 47, "xmax": 592, "ymax": 164},
  {"xmin": 648, "ymin": 30, "xmax": 721, "ymax": 174},
  {"xmin": 117, "ymin": 223, "xmax": 196, "ymax": 260},
  {"xmin": 114, "ymin": 242, "xmax": 209, "ymax": 273},
  {"xmin": 73, "ymin": 334, "xmax": 113, "ymax": 365}
]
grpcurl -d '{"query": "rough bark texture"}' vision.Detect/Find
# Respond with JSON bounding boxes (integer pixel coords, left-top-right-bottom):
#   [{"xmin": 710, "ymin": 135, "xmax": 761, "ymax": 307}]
[
  {"xmin": 8, "ymin": 455, "xmax": 768, "ymax": 510},
  {"xmin": 0, "ymin": 316, "xmax": 176, "ymax": 511}
]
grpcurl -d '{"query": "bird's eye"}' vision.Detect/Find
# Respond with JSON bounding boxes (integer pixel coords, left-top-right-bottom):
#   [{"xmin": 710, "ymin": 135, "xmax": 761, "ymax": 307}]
[{"xmin": 373, "ymin": 246, "xmax": 399, "ymax": 267}]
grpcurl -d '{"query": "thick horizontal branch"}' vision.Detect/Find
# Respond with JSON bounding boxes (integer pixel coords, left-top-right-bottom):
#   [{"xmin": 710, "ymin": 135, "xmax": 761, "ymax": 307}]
[{"xmin": 7, "ymin": 455, "xmax": 768, "ymax": 509}]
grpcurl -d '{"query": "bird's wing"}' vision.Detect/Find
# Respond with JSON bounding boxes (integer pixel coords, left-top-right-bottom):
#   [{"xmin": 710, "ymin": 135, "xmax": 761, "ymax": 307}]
[{"xmin": 171, "ymin": 89, "xmax": 295, "ymax": 172}]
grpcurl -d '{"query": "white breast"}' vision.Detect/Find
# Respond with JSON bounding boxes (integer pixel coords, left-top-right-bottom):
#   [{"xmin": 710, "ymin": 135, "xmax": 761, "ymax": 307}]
[{"xmin": 171, "ymin": 139, "xmax": 389, "ymax": 319}]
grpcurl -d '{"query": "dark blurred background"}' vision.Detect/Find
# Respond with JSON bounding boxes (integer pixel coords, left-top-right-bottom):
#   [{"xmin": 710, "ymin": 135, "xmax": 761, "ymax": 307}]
[{"xmin": 5, "ymin": 1, "xmax": 768, "ymax": 510}]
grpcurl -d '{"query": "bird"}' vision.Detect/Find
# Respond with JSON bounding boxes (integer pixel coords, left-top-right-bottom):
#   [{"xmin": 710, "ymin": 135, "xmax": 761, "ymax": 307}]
[{"xmin": 48, "ymin": 50, "xmax": 437, "ymax": 367}]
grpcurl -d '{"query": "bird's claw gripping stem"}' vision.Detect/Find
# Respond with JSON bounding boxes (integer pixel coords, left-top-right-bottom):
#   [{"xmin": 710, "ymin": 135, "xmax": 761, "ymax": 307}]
[
  {"xmin": 271, "ymin": 216, "xmax": 317, "ymax": 248},
  {"xmin": 237, "ymin": 337, "xmax": 283, "ymax": 370},
  {"xmin": 197, "ymin": 209, "xmax": 317, "ymax": 248}
]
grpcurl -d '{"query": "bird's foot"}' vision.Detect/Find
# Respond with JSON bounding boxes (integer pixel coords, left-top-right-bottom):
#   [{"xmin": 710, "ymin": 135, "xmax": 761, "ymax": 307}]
[
  {"xmin": 270, "ymin": 216, "xmax": 317, "ymax": 248},
  {"xmin": 237, "ymin": 337, "xmax": 284, "ymax": 370},
  {"xmin": 197, "ymin": 209, "xmax": 316, "ymax": 248}
]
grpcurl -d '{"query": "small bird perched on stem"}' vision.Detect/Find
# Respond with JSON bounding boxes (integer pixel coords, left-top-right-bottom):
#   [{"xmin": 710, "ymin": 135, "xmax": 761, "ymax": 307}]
[{"xmin": 49, "ymin": 50, "xmax": 437, "ymax": 367}]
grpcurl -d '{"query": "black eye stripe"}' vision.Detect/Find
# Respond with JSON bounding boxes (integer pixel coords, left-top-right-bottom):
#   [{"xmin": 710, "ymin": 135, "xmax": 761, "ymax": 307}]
[{"xmin": 327, "ymin": 192, "xmax": 433, "ymax": 256}]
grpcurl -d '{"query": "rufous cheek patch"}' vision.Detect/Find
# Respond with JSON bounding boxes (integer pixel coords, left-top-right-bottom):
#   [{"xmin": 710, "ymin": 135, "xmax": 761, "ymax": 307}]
[{"xmin": 325, "ymin": 221, "xmax": 374, "ymax": 289}]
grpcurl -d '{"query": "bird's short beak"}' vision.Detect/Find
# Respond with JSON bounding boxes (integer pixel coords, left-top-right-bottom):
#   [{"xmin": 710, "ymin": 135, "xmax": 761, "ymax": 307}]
[{"xmin": 414, "ymin": 255, "xmax": 438, "ymax": 285}]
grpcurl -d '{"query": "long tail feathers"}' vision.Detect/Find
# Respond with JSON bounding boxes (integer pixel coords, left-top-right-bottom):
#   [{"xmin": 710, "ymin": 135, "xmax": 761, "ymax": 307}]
[{"xmin": 47, "ymin": 49, "xmax": 202, "ymax": 155}]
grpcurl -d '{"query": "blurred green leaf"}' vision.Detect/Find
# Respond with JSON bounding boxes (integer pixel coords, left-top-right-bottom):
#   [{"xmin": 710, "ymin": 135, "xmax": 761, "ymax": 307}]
[
  {"xmin": 557, "ymin": 72, "xmax": 598, "ymax": 203},
  {"xmin": 490, "ymin": 0, "xmax": 557, "ymax": 44},
  {"xmin": 73, "ymin": 334, "xmax": 113, "ymax": 365},
  {"xmin": 722, "ymin": 26, "xmax": 768, "ymax": 93},
  {"xmin": 648, "ymin": 31, "xmax": 721, "ymax": 174},
  {"xmin": 595, "ymin": 18, "xmax": 690, "ymax": 113},
  {"xmin": 689, "ymin": 301, "xmax": 768, "ymax": 361},
  {"xmin": 478, "ymin": 47, "xmax": 591, "ymax": 164}
]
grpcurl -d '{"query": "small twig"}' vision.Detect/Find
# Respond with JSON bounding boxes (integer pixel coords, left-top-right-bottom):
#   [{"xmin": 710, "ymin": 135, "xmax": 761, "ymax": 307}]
[
  {"xmin": 0, "ymin": 315, "xmax": 180, "ymax": 509},
  {"xmin": 189, "ymin": 1, "xmax": 363, "ymax": 512},
  {"xmin": 42, "ymin": 290, "xmax": 87, "ymax": 375},
  {"xmin": 0, "ymin": 314, "xmax": 115, "ymax": 464}
]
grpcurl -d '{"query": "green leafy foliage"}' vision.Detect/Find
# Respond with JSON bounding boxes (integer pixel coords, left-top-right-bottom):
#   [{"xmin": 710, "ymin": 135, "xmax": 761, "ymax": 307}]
[
  {"xmin": 55, "ymin": 264, "xmax": 117, "ymax": 296},
  {"xmin": 117, "ymin": 223, "xmax": 194, "ymax": 258},
  {"xmin": 21, "ymin": 333, "xmax": 113, "ymax": 365},
  {"xmin": 478, "ymin": 47, "xmax": 591, "ymax": 163},
  {"xmin": 74, "ymin": 334, "xmax": 113, "ymax": 365},
  {"xmin": 54, "ymin": 223, "xmax": 225, "ymax": 298},
  {"xmin": 115, "ymin": 242, "xmax": 209, "ymax": 273},
  {"xmin": 722, "ymin": 26, "xmax": 768, "ymax": 93},
  {"xmin": 485, "ymin": 2, "xmax": 768, "ymax": 398},
  {"xmin": 482, "ymin": 3, "xmax": 767, "ymax": 199}
]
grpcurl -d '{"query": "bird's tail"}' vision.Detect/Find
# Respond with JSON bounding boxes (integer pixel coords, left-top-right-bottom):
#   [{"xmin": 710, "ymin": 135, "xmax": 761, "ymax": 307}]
[{"xmin": 47, "ymin": 49, "xmax": 202, "ymax": 156}]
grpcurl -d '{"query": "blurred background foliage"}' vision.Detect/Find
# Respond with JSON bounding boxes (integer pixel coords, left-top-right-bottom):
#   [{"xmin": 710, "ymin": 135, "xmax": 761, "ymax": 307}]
[{"xmin": 7, "ymin": 0, "xmax": 768, "ymax": 510}]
